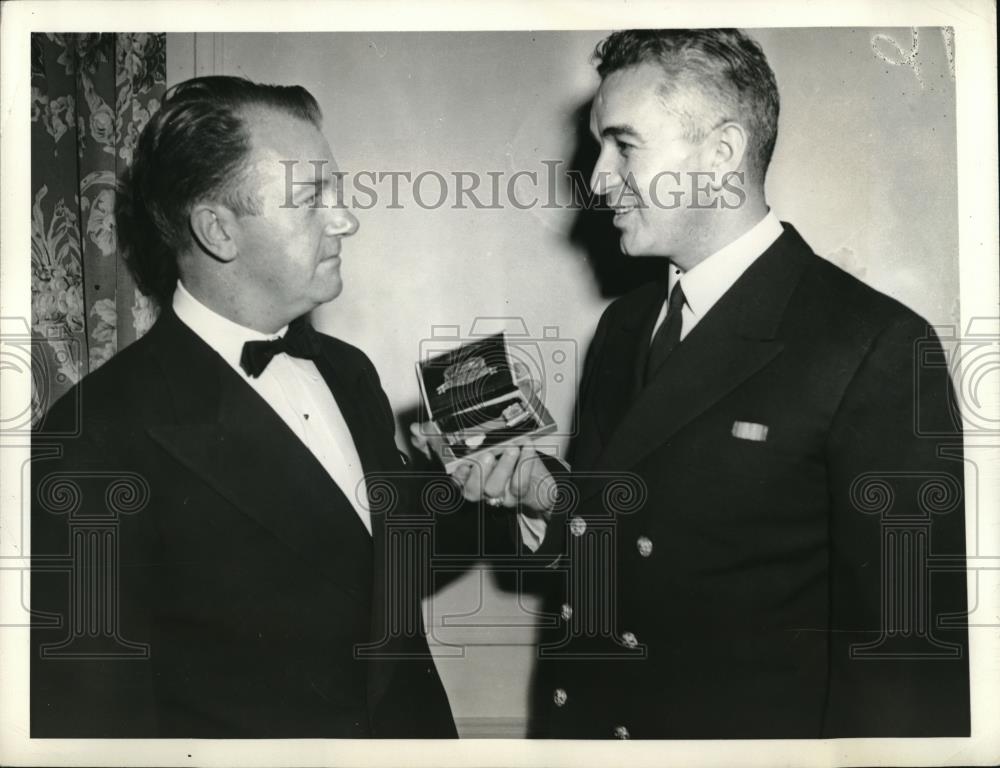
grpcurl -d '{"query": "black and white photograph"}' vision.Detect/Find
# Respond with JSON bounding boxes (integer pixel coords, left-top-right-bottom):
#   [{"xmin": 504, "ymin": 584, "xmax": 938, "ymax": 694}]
[{"xmin": 1, "ymin": 1, "xmax": 998, "ymax": 766}]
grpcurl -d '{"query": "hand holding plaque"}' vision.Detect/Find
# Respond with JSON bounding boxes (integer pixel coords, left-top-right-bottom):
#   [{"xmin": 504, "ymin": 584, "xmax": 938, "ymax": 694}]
[{"xmin": 414, "ymin": 332, "xmax": 557, "ymax": 473}]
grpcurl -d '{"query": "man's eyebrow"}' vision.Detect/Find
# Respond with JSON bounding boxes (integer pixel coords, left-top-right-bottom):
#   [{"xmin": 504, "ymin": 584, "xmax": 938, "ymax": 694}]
[
  {"xmin": 601, "ymin": 124, "xmax": 643, "ymax": 141},
  {"xmin": 292, "ymin": 178, "xmax": 329, "ymax": 197}
]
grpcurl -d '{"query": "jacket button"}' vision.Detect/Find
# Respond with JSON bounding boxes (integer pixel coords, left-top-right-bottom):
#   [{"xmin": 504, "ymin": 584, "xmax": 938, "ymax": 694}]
[
  {"xmin": 569, "ymin": 516, "xmax": 587, "ymax": 537},
  {"xmin": 636, "ymin": 536, "xmax": 653, "ymax": 557},
  {"xmin": 621, "ymin": 631, "xmax": 638, "ymax": 649},
  {"xmin": 613, "ymin": 725, "xmax": 630, "ymax": 739},
  {"xmin": 560, "ymin": 603, "xmax": 573, "ymax": 621},
  {"xmin": 553, "ymin": 688, "xmax": 568, "ymax": 707}
]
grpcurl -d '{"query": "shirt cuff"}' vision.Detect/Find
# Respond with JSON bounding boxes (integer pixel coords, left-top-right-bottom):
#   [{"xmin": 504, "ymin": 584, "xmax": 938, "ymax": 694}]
[
  {"xmin": 515, "ymin": 449, "xmax": 570, "ymax": 552},
  {"xmin": 517, "ymin": 512, "xmax": 548, "ymax": 552}
]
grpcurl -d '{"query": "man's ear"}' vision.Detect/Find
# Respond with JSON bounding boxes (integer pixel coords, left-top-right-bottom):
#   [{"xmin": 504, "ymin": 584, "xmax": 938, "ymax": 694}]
[
  {"xmin": 703, "ymin": 121, "xmax": 749, "ymax": 190},
  {"xmin": 189, "ymin": 204, "xmax": 239, "ymax": 263}
]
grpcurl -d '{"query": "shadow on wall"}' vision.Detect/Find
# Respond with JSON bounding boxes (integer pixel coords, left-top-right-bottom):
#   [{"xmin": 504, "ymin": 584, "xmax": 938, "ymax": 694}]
[
  {"xmin": 396, "ymin": 399, "xmax": 515, "ymax": 597},
  {"xmin": 565, "ymin": 99, "xmax": 665, "ymax": 299},
  {"xmin": 393, "ymin": 100, "xmax": 669, "ymax": 599}
]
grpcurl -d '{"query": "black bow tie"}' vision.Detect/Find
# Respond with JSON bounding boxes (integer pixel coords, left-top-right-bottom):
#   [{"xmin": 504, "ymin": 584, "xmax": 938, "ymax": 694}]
[{"xmin": 239, "ymin": 316, "xmax": 323, "ymax": 378}]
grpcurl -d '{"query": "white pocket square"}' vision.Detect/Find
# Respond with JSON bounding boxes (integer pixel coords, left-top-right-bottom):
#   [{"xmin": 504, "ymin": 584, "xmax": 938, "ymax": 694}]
[{"xmin": 731, "ymin": 421, "xmax": 769, "ymax": 442}]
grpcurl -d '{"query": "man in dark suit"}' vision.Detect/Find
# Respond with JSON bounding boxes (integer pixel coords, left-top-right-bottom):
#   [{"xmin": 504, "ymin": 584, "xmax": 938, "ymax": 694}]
[
  {"xmin": 31, "ymin": 76, "xmax": 457, "ymax": 738},
  {"xmin": 452, "ymin": 29, "xmax": 969, "ymax": 739}
]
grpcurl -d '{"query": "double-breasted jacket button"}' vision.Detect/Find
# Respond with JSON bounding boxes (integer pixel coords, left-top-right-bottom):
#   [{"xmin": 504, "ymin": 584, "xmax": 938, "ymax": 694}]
[
  {"xmin": 621, "ymin": 631, "xmax": 638, "ymax": 649},
  {"xmin": 560, "ymin": 603, "xmax": 573, "ymax": 621},
  {"xmin": 553, "ymin": 688, "xmax": 568, "ymax": 707},
  {"xmin": 636, "ymin": 535, "xmax": 653, "ymax": 557},
  {"xmin": 613, "ymin": 725, "xmax": 631, "ymax": 739},
  {"xmin": 569, "ymin": 516, "xmax": 587, "ymax": 537}
]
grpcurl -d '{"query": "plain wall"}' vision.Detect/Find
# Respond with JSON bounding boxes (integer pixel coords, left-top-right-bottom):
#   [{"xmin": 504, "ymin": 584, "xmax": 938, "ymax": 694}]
[{"xmin": 165, "ymin": 29, "xmax": 958, "ymax": 735}]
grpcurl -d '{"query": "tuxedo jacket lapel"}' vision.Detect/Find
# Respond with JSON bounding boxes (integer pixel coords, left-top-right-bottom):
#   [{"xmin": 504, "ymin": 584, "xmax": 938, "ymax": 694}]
[
  {"xmin": 581, "ymin": 225, "xmax": 811, "ymax": 501},
  {"xmin": 145, "ymin": 311, "xmax": 373, "ymax": 595},
  {"xmin": 312, "ymin": 346, "xmax": 398, "ymax": 489},
  {"xmin": 312, "ymin": 339, "xmax": 409, "ymax": 714}
]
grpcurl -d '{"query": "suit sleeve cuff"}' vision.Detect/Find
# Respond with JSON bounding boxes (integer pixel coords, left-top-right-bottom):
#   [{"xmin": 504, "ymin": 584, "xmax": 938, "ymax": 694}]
[{"xmin": 516, "ymin": 450, "xmax": 570, "ymax": 552}]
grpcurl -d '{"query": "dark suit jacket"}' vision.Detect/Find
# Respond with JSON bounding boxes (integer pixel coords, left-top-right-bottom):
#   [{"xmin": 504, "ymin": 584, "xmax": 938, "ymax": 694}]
[
  {"xmin": 528, "ymin": 223, "xmax": 969, "ymax": 739},
  {"xmin": 31, "ymin": 308, "xmax": 457, "ymax": 738}
]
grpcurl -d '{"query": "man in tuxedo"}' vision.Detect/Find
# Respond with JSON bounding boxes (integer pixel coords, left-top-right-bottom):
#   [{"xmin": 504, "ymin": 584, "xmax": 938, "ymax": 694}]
[
  {"xmin": 31, "ymin": 76, "xmax": 457, "ymax": 737},
  {"xmin": 454, "ymin": 29, "xmax": 969, "ymax": 738}
]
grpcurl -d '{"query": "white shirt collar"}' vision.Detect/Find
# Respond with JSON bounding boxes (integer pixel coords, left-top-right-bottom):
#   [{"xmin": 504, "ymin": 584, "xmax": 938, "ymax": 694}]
[
  {"xmin": 172, "ymin": 281, "xmax": 289, "ymax": 374},
  {"xmin": 674, "ymin": 211, "xmax": 784, "ymax": 318}
]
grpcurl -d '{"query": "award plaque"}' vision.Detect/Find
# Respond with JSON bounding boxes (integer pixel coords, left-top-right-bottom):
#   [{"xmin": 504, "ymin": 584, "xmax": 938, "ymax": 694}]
[{"xmin": 415, "ymin": 332, "xmax": 557, "ymax": 472}]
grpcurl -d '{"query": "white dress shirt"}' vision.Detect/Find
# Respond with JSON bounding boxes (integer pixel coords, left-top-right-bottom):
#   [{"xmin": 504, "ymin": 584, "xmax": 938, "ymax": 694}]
[
  {"xmin": 651, "ymin": 211, "xmax": 784, "ymax": 342},
  {"xmin": 173, "ymin": 282, "xmax": 371, "ymax": 534}
]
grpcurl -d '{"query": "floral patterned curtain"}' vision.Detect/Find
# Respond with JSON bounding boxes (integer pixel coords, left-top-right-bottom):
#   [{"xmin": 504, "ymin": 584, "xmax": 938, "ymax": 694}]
[{"xmin": 30, "ymin": 33, "xmax": 165, "ymax": 422}]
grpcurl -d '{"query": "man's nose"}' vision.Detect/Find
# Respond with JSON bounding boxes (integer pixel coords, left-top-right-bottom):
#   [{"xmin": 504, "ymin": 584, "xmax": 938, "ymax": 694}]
[
  {"xmin": 325, "ymin": 208, "xmax": 359, "ymax": 237},
  {"xmin": 590, "ymin": 148, "xmax": 618, "ymax": 196}
]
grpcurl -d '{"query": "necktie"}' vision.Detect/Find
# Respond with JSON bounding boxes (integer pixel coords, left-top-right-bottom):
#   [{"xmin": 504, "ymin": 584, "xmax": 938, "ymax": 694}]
[
  {"xmin": 240, "ymin": 316, "xmax": 323, "ymax": 378},
  {"xmin": 644, "ymin": 283, "xmax": 686, "ymax": 384}
]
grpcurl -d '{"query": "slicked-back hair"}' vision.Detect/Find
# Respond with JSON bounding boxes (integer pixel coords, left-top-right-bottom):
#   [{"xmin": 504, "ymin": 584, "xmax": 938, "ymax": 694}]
[
  {"xmin": 595, "ymin": 29, "xmax": 780, "ymax": 182},
  {"xmin": 119, "ymin": 76, "xmax": 323, "ymax": 302}
]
